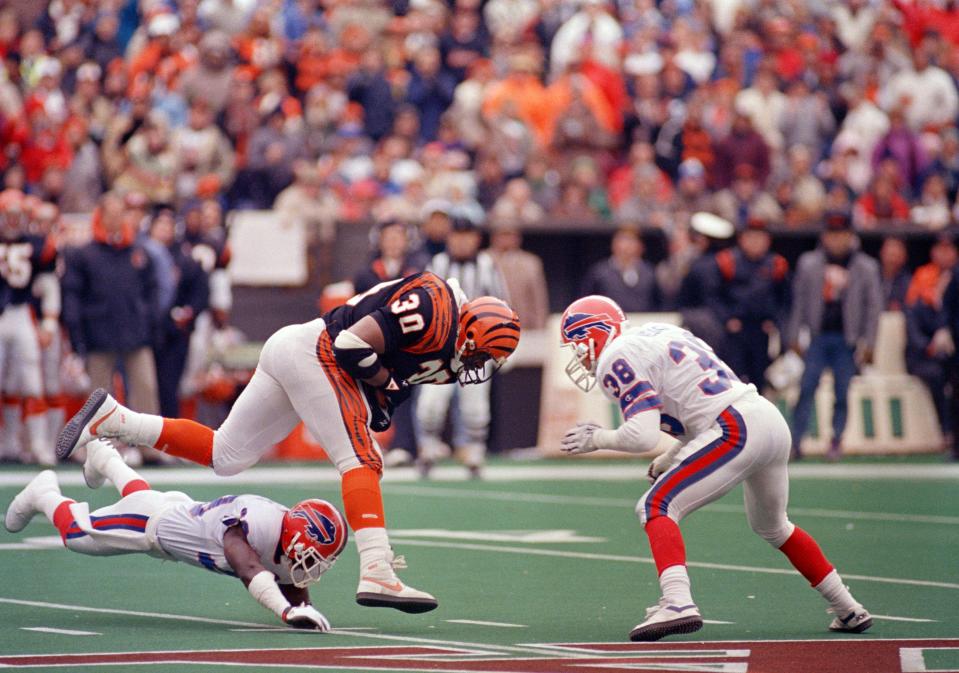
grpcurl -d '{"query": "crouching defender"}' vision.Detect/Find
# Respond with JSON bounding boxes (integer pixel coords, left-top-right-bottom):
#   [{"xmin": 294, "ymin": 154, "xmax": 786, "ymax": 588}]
[
  {"xmin": 559, "ymin": 296, "xmax": 872, "ymax": 642},
  {"xmin": 4, "ymin": 439, "xmax": 346, "ymax": 631}
]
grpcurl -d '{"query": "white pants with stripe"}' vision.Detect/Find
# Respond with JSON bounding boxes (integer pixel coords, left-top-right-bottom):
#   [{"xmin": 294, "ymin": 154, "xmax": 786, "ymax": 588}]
[
  {"xmin": 210, "ymin": 319, "xmax": 382, "ymax": 477},
  {"xmin": 637, "ymin": 391, "xmax": 795, "ymax": 548},
  {"xmin": 63, "ymin": 490, "xmax": 192, "ymax": 557}
]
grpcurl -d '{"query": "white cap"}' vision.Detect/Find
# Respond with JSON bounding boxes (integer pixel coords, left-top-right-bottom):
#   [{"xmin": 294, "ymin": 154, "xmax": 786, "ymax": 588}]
[
  {"xmin": 690, "ymin": 212, "xmax": 734, "ymax": 240},
  {"xmin": 421, "ymin": 198, "xmax": 452, "ymax": 219},
  {"xmin": 148, "ymin": 13, "xmax": 180, "ymax": 37}
]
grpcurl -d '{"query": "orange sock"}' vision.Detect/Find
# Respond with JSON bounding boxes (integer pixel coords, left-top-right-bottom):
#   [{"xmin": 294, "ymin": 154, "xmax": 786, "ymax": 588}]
[
  {"xmin": 121, "ymin": 479, "xmax": 151, "ymax": 497},
  {"xmin": 341, "ymin": 466, "xmax": 385, "ymax": 530},
  {"xmin": 23, "ymin": 397, "xmax": 47, "ymax": 417},
  {"xmin": 53, "ymin": 500, "xmax": 76, "ymax": 541},
  {"xmin": 156, "ymin": 419, "xmax": 214, "ymax": 467}
]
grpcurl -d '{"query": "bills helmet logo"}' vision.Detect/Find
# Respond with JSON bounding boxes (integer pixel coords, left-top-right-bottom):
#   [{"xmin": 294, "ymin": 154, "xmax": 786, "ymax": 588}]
[
  {"xmin": 282, "ymin": 499, "xmax": 348, "ymax": 561},
  {"xmin": 562, "ymin": 312, "xmax": 617, "ymax": 344}
]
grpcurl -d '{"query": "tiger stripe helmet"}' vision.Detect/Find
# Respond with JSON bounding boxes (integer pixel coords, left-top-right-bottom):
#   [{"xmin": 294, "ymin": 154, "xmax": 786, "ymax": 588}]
[
  {"xmin": 454, "ymin": 296, "xmax": 521, "ymax": 385},
  {"xmin": 280, "ymin": 499, "xmax": 348, "ymax": 588}
]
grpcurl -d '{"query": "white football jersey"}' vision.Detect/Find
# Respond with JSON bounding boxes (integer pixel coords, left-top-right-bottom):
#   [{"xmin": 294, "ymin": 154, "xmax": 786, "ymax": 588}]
[
  {"xmin": 154, "ymin": 494, "xmax": 294, "ymax": 584},
  {"xmin": 595, "ymin": 322, "xmax": 755, "ymax": 439}
]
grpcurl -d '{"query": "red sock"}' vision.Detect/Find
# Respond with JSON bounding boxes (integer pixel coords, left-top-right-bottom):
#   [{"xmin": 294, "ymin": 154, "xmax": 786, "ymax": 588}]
[
  {"xmin": 778, "ymin": 526, "xmax": 834, "ymax": 586},
  {"xmin": 645, "ymin": 515, "xmax": 687, "ymax": 575},
  {"xmin": 341, "ymin": 467, "xmax": 385, "ymax": 530},
  {"xmin": 156, "ymin": 419, "xmax": 214, "ymax": 466},
  {"xmin": 121, "ymin": 479, "xmax": 151, "ymax": 497},
  {"xmin": 52, "ymin": 500, "xmax": 77, "ymax": 541}
]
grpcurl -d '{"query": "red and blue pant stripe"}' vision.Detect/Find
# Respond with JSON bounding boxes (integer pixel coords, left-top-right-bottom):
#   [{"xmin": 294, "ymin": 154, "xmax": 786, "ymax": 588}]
[
  {"xmin": 644, "ymin": 407, "xmax": 747, "ymax": 521},
  {"xmin": 64, "ymin": 514, "xmax": 150, "ymax": 540}
]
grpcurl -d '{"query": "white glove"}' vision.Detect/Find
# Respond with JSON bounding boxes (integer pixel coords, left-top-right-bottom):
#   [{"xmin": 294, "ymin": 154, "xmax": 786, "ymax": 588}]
[
  {"xmin": 282, "ymin": 604, "xmax": 331, "ymax": 631},
  {"xmin": 647, "ymin": 449, "xmax": 678, "ymax": 484},
  {"xmin": 561, "ymin": 422, "xmax": 602, "ymax": 455}
]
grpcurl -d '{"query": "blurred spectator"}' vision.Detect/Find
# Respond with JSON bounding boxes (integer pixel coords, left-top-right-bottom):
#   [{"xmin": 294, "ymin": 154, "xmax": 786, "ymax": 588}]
[
  {"xmin": 911, "ymin": 174, "xmax": 952, "ymax": 230},
  {"xmin": 81, "ymin": 13, "xmax": 123, "ymax": 71},
  {"xmin": 490, "ymin": 178, "xmax": 545, "ymax": 226},
  {"xmin": 235, "ymin": 105, "xmax": 299, "ymax": 208},
  {"xmin": 786, "ymin": 212, "xmax": 883, "ymax": 461},
  {"xmin": 417, "ymin": 217, "xmax": 508, "ymax": 478},
  {"xmin": 417, "ymin": 199, "xmax": 452, "ymax": 259},
  {"xmin": 713, "ymin": 113, "xmax": 771, "ymax": 189},
  {"xmin": 879, "ymin": 236, "xmax": 911, "ymax": 311},
  {"xmin": 178, "ymin": 30, "xmax": 235, "ymax": 115},
  {"xmin": 854, "ymin": 173, "xmax": 911, "ymax": 230},
  {"xmin": 580, "ymin": 225, "xmax": 660, "ymax": 312},
  {"xmin": 483, "ymin": 52, "xmax": 551, "ymax": 147},
  {"xmin": 275, "ymin": 160, "xmax": 340, "ymax": 247},
  {"xmin": 712, "ymin": 163, "xmax": 783, "ymax": 228},
  {"xmin": 147, "ymin": 209, "xmax": 209, "ymax": 418},
  {"xmin": 711, "ymin": 218, "xmax": 790, "ymax": 388},
  {"xmin": 832, "ymin": 0, "xmax": 878, "ymax": 52},
  {"xmin": 774, "ymin": 145, "xmax": 826, "ymax": 227},
  {"xmin": 60, "ymin": 117, "xmax": 101, "ymax": 212},
  {"xmin": 871, "ymin": 107, "xmax": 928, "ymax": 193},
  {"xmin": 347, "ymin": 48, "xmax": 395, "ymax": 142},
  {"xmin": 880, "ymin": 49, "xmax": 959, "ymax": 132},
  {"xmin": 735, "ymin": 68, "xmax": 786, "ymax": 152},
  {"xmin": 904, "ymin": 232, "xmax": 957, "ymax": 444},
  {"xmin": 62, "ymin": 193, "xmax": 160, "ymax": 448},
  {"xmin": 779, "ymin": 80, "xmax": 836, "ymax": 160},
  {"xmin": 112, "ymin": 112, "xmax": 177, "ymax": 205},
  {"xmin": 439, "ymin": 9, "xmax": 488, "ymax": 82},
  {"xmin": 550, "ymin": 0, "xmax": 623, "ymax": 78},
  {"xmin": 171, "ymin": 98, "xmax": 235, "ymax": 205},
  {"xmin": 198, "ymin": 0, "xmax": 257, "ymax": 36},
  {"xmin": 672, "ymin": 213, "xmax": 734, "ymax": 349},
  {"xmin": 406, "ymin": 46, "xmax": 456, "ymax": 142},
  {"xmin": 487, "ymin": 219, "xmax": 549, "ymax": 330}
]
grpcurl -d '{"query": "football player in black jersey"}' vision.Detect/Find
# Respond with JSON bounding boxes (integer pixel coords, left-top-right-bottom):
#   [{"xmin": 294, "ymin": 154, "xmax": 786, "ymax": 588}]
[{"xmin": 56, "ymin": 271, "xmax": 520, "ymax": 614}]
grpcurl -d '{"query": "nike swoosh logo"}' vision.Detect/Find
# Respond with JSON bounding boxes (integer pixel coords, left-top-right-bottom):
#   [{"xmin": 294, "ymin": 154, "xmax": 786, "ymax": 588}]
[
  {"xmin": 90, "ymin": 406, "xmax": 117, "ymax": 436},
  {"xmin": 361, "ymin": 577, "xmax": 403, "ymax": 592}
]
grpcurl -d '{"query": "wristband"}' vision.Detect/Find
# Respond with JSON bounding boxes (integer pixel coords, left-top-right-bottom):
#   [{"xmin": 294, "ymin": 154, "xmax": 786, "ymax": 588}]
[
  {"xmin": 248, "ymin": 570, "xmax": 290, "ymax": 618},
  {"xmin": 41, "ymin": 317, "xmax": 59, "ymax": 334}
]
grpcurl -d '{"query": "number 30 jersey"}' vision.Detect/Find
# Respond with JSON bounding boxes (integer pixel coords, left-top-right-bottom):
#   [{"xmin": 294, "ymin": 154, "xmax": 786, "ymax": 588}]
[
  {"xmin": 323, "ymin": 272, "xmax": 461, "ymax": 385},
  {"xmin": 0, "ymin": 234, "xmax": 57, "ymax": 307},
  {"xmin": 595, "ymin": 322, "xmax": 755, "ymax": 440}
]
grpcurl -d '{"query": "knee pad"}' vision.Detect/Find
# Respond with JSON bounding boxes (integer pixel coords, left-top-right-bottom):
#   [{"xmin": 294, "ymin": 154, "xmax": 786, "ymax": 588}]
[{"xmin": 753, "ymin": 519, "xmax": 795, "ymax": 548}]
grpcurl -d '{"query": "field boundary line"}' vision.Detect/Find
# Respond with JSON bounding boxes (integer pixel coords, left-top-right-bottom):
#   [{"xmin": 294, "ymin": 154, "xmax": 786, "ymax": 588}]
[
  {"xmin": 1, "ymin": 463, "xmax": 958, "ymax": 489},
  {"xmin": 389, "ymin": 540, "xmax": 959, "ymax": 590}
]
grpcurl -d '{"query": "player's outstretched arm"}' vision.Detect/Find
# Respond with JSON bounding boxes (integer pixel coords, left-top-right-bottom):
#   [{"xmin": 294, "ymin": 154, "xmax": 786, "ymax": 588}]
[
  {"xmin": 562, "ymin": 411, "xmax": 662, "ymax": 456},
  {"xmin": 223, "ymin": 525, "xmax": 331, "ymax": 631}
]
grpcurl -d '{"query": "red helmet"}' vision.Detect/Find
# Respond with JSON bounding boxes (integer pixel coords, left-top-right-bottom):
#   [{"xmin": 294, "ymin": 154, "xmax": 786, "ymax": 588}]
[
  {"xmin": 280, "ymin": 499, "xmax": 348, "ymax": 588},
  {"xmin": 560, "ymin": 295, "xmax": 628, "ymax": 392},
  {"xmin": 454, "ymin": 296, "xmax": 521, "ymax": 384}
]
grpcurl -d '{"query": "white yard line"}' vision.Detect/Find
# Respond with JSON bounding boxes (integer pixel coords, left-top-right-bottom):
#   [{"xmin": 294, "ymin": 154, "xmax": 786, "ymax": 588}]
[
  {"xmin": 445, "ymin": 620, "xmax": 528, "ymax": 629},
  {"xmin": 390, "ymin": 540, "xmax": 959, "ymax": 591},
  {"xmin": 872, "ymin": 615, "xmax": 939, "ymax": 623},
  {"xmin": 1, "ymin": 463, "xmax": 957, "ymax": 489},
  {"xmin": 385, "ymin": 485, "xmax": 959, "ymax": 526},
  {"xmin": 0, "ymin": 598, "xmax": 583, "ymax": 659},
  {"xmin": 19, "ymin": 627, "xmax": 100, "ymax": 636}
]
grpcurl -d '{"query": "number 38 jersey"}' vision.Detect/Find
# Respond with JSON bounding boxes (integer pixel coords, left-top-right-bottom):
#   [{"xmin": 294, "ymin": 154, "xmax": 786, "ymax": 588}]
[
  {"xmin": 154, "ymin": 494, "xmax": 294, "ymax": 584},
  {"xmin": 0, "ymin": 234, "xmax": 57, "ymax": 307},
  {"xmin": 595, "ymin": 322, "xmax": 755, "ymax": 439},
  {"xmin": 323, "ymin": 272, "xmax": 461, "ymax": 385}
]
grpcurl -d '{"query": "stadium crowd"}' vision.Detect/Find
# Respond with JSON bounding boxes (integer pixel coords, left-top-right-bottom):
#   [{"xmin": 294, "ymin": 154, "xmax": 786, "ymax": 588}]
[{"xmin": 1, "ymin": 0, "xmax": 959, "ymax": 468}]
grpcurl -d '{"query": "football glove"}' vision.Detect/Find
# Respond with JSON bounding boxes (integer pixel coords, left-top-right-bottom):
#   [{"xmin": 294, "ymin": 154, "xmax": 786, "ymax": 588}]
[
  {"xmin": 282, "ymin": 604, "xmax": 331, "ymax": 631},
  {"xmin": 367, "ymin": 376, "xmax": 412, "ymax": 432},
  {"xmin": 561, "ymin": 422, "xmax": 602, "ymax": 455}
]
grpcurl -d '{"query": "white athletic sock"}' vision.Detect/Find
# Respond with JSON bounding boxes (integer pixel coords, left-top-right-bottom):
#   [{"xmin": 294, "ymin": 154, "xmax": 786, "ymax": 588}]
[
  {"xmin": 814, "ymin": 569, "xmax": 858, "ymax": 614},
  {"xmin": 100, "ymin": 453, "xmax": 144, "ymax": 495},
  {"xmin": 110, "ymin": 405, "xmax": 164, "ymax": 448},
  {"xmin": 659, "ymin": 565, "xmax": 694, "ymax": 606},
  {"xmin": 37, "ymin": 489, "xmax": 69, "ymax": 522},
  {"xmin": 354, "ymin": 527, "xmax": 391, "ymax": 568},
  {"xmin": 2, "ymin": 404, "xmax": 23, "ymax": 456}
]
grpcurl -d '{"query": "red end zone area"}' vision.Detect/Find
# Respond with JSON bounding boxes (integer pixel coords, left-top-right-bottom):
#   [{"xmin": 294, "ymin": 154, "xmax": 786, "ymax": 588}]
[{"xmin": 2, "ymin": 639, "xmax": 958, "ymax": 672}]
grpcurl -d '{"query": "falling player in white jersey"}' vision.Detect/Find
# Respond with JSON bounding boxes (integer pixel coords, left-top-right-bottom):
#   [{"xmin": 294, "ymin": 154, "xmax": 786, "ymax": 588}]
[
  {"xmin": 558, "ymin": 295, "xmax": 872, "ymax": 642},
  {"xmin": 4, "ymin": 439, "xmax": 345, "ymax": 631}
]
